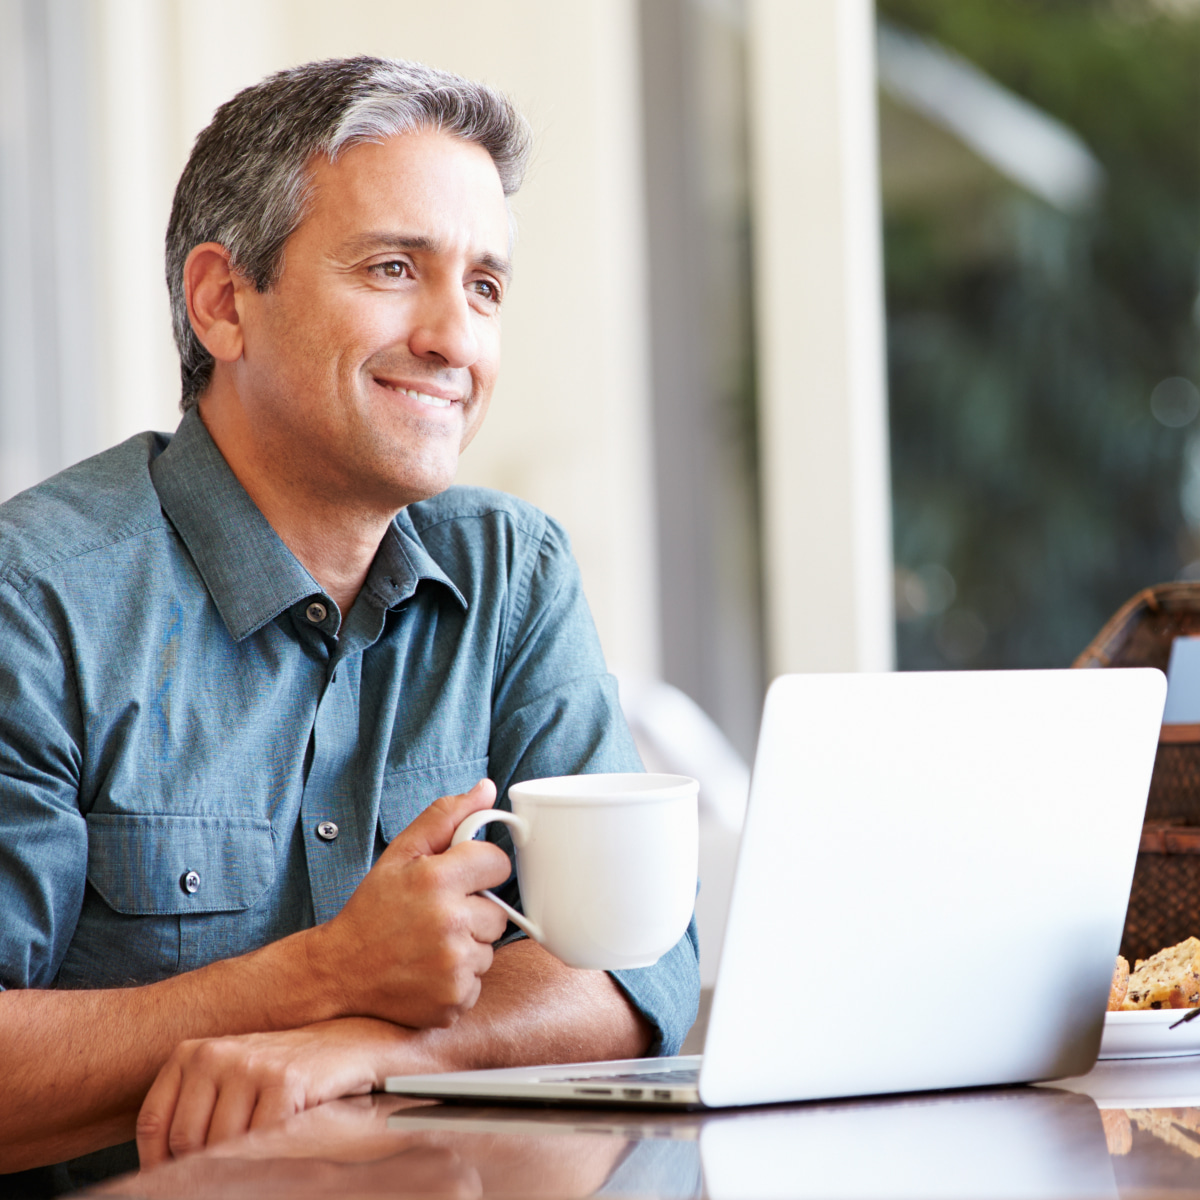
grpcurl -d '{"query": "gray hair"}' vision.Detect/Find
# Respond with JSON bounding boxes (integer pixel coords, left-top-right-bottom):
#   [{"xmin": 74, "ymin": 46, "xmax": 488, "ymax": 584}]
[{"xmin": 165, "ymin": 56, "xmax": 532, "ymax": 410}]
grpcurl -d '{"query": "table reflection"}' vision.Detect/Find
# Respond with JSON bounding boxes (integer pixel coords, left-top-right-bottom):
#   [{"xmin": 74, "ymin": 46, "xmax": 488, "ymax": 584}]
[
  {"xmin": 82, "ymin": 1054, "xmax": 1200, "ymax": 1200},
  {"xmin": 1046, "ymin": 1054, "xmax": 1200, "ymax": 1194},
  {"xmin": 388, "ymin": 1088, "xmax": 1116, "ymax": 1199},
  {"xmin": 85, "ymin": 1085, "xmax": 1128, "ymax": 1200},
  {"xmin": 85, "ymin": 1094, "xmax": 631, "ymax": 1198}
]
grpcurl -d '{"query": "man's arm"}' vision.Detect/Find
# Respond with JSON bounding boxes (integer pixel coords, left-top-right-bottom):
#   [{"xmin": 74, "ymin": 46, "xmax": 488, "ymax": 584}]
[
  {"xmin": 0, "ymin": 784, "xmax": 512, "ymax": 1173},
  {"xmin": 134, "ymin": 937, "xmax": 652, "ymax": 1166},
  {"xmin": 479, "ymin": 511, "xmax": 702, "ymax": 1058}
]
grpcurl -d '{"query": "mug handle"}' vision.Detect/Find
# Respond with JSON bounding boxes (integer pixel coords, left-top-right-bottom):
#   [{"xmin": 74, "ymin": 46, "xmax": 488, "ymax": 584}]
[{"xmin": 450, "ymin": 810, "xmax": 544, "ymax": 945}]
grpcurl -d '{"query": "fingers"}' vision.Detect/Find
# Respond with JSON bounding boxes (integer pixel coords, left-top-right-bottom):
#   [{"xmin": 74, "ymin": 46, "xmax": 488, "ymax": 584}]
[
  {"xmin": 440, "ymin": 838, "xmax": 514, "ymax": 898},
  {"xmin": 138, "ymin": 1044, "xmax": 229, "ymax": 1165},
  {"xmin": 163, "ymin": 1072, "xmax": 221, "ymax": 1158},
  {"xmin": 136, "ymin": 1056, "xmax": 183, "ymax": 1168},
  {"xmin": 319, "ymin": 780, "xmax": 513, "ymax": 1028},
  {"xmin": 384, "ymin": 778, "xmax": 497, "ymax": 859},
  {"xmin": 465, "ymin": 893, "xmax": 511, "ymax": 945},
  {"xmin": 137, "ymin": 1061, "xmax": 246, "ymax": 1164},
  {"xmin": 206, "ymin": 1078, "xmax": 259, "ymax": 1145},
  {"xmin": 247, "ymin": 1082, "xmax": 305, "ymax": 1133},
  {"xmin": 136, "ymin": 1029, "xmax": 350, "ymax": 1166}
]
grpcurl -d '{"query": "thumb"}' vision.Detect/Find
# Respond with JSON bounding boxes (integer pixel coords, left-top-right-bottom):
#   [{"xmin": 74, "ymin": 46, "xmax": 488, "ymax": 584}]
[{"xmin": 383, "ymin": 778, "xmax": 497, "ymax": 860}]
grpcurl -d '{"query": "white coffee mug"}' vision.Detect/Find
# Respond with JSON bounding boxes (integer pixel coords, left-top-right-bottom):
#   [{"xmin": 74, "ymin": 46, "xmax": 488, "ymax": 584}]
[{"xmin": 450, "ymin": 773, "xmax": 698, "ymax": 970}]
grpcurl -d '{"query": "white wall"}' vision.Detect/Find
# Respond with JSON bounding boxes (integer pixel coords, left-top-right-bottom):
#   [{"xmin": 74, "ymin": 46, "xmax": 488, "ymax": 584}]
[
  {"xmin": 0, "ymin": 0, "xmax": 101, "ymax": 499},
  {"xmin": 88, "ymin": 0, "xmax": 661, "ymax": 679},
  {"xmin": 746, "ymin": 0, "xmax": 896, "ymax": 676},
  {"xmin": 91, "ymin": 0, "xmax": 180, "ymax": 446}
]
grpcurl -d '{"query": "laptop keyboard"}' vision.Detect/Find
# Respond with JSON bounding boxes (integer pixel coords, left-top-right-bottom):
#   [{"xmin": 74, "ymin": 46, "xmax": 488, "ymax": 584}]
[{"xmin": 557, "ymin": 1068, "xmax": 701, "ymax": 1087}]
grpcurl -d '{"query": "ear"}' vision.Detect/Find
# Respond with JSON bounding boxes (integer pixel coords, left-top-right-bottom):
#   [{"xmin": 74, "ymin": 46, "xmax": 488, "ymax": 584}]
[{"xmin": 184, "ymin": 243, "xmax": 248, "ymax": 363}]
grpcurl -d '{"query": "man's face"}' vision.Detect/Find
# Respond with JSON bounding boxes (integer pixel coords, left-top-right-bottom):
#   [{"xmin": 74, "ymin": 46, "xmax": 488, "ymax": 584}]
[{"xmin": 222, "ymin": 128, "xmax": 512, "ymax": 511}]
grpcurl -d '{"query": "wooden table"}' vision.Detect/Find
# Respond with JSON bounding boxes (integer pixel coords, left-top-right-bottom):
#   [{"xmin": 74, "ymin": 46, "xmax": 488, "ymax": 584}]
[{"xmin": 79, "ymin": 1056, "xmax": 1200, "ymax": 1198}]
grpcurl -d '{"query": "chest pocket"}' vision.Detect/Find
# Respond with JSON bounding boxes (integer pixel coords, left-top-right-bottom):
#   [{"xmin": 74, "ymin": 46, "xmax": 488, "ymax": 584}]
[
  {"xmin": 378, "ymin": 757, "xmax": 491, "ymax": 844},
  {"xmin": 55, "ymin": 814, "xmax": 276, "ymax": 989},
  {"xmin": 85, "ymin": 814, "xmax": 276, "ymax": 913}
]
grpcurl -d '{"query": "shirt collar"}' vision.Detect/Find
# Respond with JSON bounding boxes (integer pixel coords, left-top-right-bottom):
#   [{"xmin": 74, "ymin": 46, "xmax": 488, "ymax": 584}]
[
  {"xmin": 151, "ymin": 409, "xmax": 466, "ymax": 641},
  {"xmin": 362, "ymin": 517, "xmax": 467, "ymax": 613}
]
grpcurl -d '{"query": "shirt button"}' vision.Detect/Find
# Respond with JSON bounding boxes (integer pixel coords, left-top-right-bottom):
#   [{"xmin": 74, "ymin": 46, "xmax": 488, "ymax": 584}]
[
  {"xmin": 181, "ymin": 870, "xmax": 201, "ymax": 894},
  {"xmin": 316, "ymin": 821, "xmax": 339, "ymax": 842},
  {"xmin": 306, "ymin": 601, "xmax": 328, "ymax": 624}
]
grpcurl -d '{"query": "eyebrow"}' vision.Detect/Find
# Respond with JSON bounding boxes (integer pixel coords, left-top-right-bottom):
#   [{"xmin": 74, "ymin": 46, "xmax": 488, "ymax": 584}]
[{"xmin": 341, "ymin": 232, "xmax": 513, "ymax": 282}]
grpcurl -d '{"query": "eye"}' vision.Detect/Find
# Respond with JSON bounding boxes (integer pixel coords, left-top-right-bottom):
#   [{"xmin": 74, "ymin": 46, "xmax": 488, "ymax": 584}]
[
  {"xmin": 370, "ymin": 260, "xmax": 410, "ymax": 280},
  {"xmin": 470, "ymin": 279, "xmax": 502, "ymax": 304}
]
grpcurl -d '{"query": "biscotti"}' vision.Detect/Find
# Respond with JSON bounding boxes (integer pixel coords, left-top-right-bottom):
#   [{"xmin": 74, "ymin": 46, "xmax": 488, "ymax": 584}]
[
  {"xmin": 1121, "ymin": 937, "xmax": 1200, "ymax": 1009},
  {"xmin": 1108, "ymin": 955, "xmax": 1130, "ymax": 1011}
]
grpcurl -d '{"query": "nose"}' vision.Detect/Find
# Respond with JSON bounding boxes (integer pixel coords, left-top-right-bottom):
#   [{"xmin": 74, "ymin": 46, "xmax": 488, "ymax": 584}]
[{"xmin": 408, "ymin": 279, "xmax": 479, "ymax": 369}]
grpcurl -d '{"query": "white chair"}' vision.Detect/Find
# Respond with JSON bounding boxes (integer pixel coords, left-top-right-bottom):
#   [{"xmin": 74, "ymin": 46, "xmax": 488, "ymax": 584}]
[{"xmin": 616, "ymin": 676, "xmax": 748, "ymax": 988}]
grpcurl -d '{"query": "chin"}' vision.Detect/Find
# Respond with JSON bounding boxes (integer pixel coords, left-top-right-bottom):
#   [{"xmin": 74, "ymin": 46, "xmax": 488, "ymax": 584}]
[{"xmin": 384, "ymin": 459, "xmax": 460, "ymax": 509}]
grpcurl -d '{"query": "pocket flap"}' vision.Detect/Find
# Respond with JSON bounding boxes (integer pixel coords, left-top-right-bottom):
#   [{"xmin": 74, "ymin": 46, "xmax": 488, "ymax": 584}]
[
  {"xmin": 378, "ymin": 757, "xmax": 490, "ymax": 843},
  {"xmin": 86, "ymin": 814, "xmax": 276, "ymax": 915}
]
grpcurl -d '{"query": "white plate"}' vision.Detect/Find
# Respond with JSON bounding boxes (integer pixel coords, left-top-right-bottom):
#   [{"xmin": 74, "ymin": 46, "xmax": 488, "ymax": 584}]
[
  {"xmin": 1099, "ymin": 1009, "xmax": 1200, "ymax": 1059},
  {"xmin": 1047, "ymin": 1055, "xmax": 1200, "ymax": 1107}
]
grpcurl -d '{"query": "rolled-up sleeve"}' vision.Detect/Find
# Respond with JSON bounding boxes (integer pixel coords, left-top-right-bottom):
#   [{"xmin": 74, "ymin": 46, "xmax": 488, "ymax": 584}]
[
  {"xmin": 0, "ymin": 578, "xmax": 86, "ymax": 990},
  {"xmin": 486, "ymin": 517, "xmax": 701, "ymax": 1057}
]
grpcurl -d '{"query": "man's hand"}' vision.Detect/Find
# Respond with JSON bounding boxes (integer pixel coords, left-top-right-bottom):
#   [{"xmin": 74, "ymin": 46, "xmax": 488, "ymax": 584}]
[
  {"xmin": 135, "ymin": 938, "xmax": 652, "ymax": 1167},
  {"xmin": 135, "ymin": 1018, "xmax": 401, "ymax": 1168},
  {"xmin": 310, "ymin": 778, "xmax": 512, "ymax": 1029}
]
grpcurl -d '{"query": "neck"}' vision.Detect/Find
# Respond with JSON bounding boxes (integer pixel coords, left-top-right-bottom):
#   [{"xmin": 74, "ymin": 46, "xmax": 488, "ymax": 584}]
[{"xmin": 197, "ymin": 390, "xmax": 393, "ymax": 617}]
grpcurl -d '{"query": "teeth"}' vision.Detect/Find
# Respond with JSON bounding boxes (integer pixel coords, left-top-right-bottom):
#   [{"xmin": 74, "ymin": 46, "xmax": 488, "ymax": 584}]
[
  {"xmin": 375, "ymin": 379, "xmax": 454, "ymax": 407},
  {"xmin": 404, "ymin": 386, "xmax": 451, "ymax": 408},
  {"xmin": 406, "ymin": 388, "xmax": 451, "ymax": 408}
]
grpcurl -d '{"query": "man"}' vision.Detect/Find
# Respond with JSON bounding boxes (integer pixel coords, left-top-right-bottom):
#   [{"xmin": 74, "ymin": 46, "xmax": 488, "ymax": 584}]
[{"xmin": 0, "ymin": 57, "xmax": 699, "ymax": 1181}]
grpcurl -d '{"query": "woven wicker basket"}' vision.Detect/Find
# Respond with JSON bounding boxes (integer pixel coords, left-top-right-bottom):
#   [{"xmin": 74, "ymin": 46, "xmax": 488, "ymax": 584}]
[{"xmin": 1075, "ymin": 582, "xmax": 1200, "ymax": 963}]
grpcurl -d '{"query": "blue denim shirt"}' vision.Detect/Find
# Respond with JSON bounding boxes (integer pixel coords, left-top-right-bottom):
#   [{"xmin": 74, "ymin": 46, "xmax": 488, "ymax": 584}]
[{"xmin": 0, "ymin": 409, "xmax": 699, "ymax": 1055}]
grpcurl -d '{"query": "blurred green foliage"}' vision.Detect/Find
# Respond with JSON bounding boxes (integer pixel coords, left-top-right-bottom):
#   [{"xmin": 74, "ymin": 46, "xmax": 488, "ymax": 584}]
[{"xmin": 879, "ymin": 0, "xmax": 1200, "ymax": 668}]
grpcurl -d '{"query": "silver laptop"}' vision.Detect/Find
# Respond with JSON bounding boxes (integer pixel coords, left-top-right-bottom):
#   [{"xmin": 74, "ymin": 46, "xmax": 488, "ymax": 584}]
[{"xmin": 386, "ymin": 668, "xmax": 1165, "ymax": 1109}]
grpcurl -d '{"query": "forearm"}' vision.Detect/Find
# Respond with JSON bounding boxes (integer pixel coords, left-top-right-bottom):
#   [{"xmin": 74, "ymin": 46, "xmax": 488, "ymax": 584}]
[
  {"xmin": 0, "ymin": 925, "xmax": 338, "ymax": 1170},
  {"xmin": 364, "ymin": 939, "xmax": 653, "ymax": 1080},
  {"xmin": 125, "ymin": 938, "xmax": 652, "ymax": 1168},
  {"xmin": 2, "ymin": 784, "xmax": 516, "ymax": 1171}
]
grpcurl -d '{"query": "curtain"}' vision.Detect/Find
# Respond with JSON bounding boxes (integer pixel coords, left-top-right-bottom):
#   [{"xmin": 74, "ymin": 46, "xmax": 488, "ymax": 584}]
[{"xmin": 0, "ymin": 0, "xmax": 98, "ymax": 502}]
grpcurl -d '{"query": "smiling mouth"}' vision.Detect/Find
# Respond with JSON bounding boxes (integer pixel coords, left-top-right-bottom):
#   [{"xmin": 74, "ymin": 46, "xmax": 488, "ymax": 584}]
[{"xmin": 374, "ymin": 379, "xmax": 458, "ymax": 409}]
